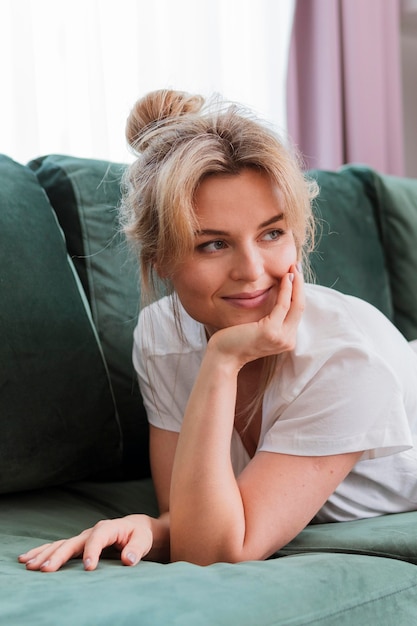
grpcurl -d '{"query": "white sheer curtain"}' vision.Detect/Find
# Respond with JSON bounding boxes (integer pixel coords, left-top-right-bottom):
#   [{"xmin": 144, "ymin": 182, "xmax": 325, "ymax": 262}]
[{"xmin": 0, "ymin": 0, "xmax": 294, "ymax": 164}]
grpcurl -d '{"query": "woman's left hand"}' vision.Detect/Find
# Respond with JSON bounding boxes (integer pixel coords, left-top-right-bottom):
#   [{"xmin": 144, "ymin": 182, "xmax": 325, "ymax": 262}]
[{"xmin": 18, "ymin": 514, "xmax": 159, "ymax": 572}]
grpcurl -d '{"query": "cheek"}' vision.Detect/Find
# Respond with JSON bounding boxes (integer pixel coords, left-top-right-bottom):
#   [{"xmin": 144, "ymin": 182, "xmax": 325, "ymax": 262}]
[
  {"xmin": 172, "ymin": 273, "xmax": 214, "ymax": 325},
  {"xmin": 171, "ymin": 264, "xmax": 211, "ymax": 302},
  {"xmin": 272, "ymin": 242, "xmax": 298, "ymax": 274}
]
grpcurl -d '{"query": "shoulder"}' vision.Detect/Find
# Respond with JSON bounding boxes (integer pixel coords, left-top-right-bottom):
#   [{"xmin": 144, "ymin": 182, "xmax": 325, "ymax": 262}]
[
  {"xmin": 280, "ymin": 284, "xmax": 417, "ymax": 400},
  {"xmin": 303, "ymin": 283, "xmax": 390, "ymax": 328},
  {"xmin": 261, "ymin": 286, "xmax": 417, "ymax": 459},
  {"xmin": 134, "ymin": 295, "xmax": 206, "ymax": 358},
  {"xmin": 302, "ymin": 284, "xmax": 408, "ymax": 351},
  {"xmin": 279, "ymin": 285, "xmax": 417, "ymax": 398}
]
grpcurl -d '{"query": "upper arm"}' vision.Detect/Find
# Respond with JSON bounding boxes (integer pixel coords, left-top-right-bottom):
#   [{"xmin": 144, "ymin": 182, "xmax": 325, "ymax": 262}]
[
  {"xmin": 236, "ymin": 449, "xmax": 362, "ymax": 560},
  {"xmin": 149, "ymin": 425, "xmax": 179, "ymax": 514}
]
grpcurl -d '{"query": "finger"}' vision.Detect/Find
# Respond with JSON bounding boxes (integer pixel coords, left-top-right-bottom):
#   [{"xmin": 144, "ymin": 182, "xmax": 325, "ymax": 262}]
[
  {"xmin": 283, "ymin": 263, "xmax": 305, "ymax": 325},
  {"xmin": 268, "ymin": 271, "xmax": 295, "ymax": 323},
  {"xmin": 120, "ymin": 528, "xmax": 153, "ymax": 567},
  {"xmin": 24, "ymin": 535, "xmax": 87, "ymax": 572},
  {"xmin": 262, "ymin": 267, "xmax": 303, "ymax": 355},
  {"xmin": 81, "ymin": 521, "xmax": 122, "ymax": 571},
  {"xmin": 291, "ymin": 262, "xmax": 305, "ymax": 296},
  {"xmin": 18, "ymin": 542, "xmax": 53, "ymax": 562}
]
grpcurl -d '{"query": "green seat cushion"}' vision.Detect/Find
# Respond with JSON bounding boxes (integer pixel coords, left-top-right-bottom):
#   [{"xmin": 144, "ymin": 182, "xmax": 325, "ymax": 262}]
[
  {"xmin": 0, "ymin": 155, "xmax": 122, "ymax": 494},
  {"xmin": 2, "ymin": 480, "xmax": 417, "ymax": 625},
  {"xmin": 2, "ymin": 551, "xmax": 416, "ymax": 626},
  {"xmin": 29, "ymin": 155, "xmax": 149, "ymax": 478},
  {"xmin": 308, "ymin": 167, "xmax": 393, "ymax": 321}
]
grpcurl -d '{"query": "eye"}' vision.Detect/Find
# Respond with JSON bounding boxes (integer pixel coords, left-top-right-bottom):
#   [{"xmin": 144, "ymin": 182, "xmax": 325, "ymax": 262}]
[
  {"xmin": 263, "ymin": 228, "xmax": 285, "ymax": 241},
  {"xmin": 197, "ymin": 240, "xmax": 228, "ymax": 253}
]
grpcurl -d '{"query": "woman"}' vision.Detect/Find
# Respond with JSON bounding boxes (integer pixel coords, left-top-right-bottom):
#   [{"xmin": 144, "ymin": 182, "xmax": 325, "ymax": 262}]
[{"xmin": 19, "ymin": 90, "xmax": 417, "ymax": 572}]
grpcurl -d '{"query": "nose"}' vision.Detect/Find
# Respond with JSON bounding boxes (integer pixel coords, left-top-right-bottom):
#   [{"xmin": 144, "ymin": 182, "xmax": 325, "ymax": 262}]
[{"xmin": 229, "ymin": 244, "xmax": 264, "ymax": 282}]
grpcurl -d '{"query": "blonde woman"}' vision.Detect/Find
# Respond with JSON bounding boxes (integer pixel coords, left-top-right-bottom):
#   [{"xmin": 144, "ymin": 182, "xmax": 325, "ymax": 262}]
[{"xmin": 20, "ymin": 90, "xmax": 417, "ymax": 572}]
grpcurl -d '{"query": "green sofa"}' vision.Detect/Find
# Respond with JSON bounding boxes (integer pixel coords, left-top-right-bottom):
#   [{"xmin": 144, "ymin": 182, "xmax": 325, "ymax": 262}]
[{"xmin": 1, "ymin": 153, "xmax": 417, "ymax": 625}]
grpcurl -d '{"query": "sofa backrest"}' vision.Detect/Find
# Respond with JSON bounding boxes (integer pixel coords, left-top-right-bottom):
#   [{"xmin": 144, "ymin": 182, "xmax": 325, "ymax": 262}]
[
  {"xmin": 0, "ymin": 155, "xmax": 123, "ymax": 495},
  {"xmin": 308, "ymin": 167, "xmax": 393, "ymax": 320},
  {"xmin": 28, "ymin": 155, "xmax": 150, "ymax": 481},
  {"xmin": 309, "ymin": 165, "xmax": 417, "ymax": 342}
]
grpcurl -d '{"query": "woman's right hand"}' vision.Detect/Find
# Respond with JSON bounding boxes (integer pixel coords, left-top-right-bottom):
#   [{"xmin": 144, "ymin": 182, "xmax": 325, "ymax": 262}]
[
  {"xmin": 209, "ymin": 264, "xmax": 304, "ymax": 369},
  {"xmin": 18, "ymin": 514, "xmax": 156, "ymax": 572}
]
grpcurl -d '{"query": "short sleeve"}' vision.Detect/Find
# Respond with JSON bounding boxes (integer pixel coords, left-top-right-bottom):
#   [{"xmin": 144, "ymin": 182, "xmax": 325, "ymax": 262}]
[
  {"xmin": 132, "ymin": 299, "xmax": 204, "ymax": 433},
  {"xmin": 260, "ymin": 346, "xmax": 414, "ymax": 461}
]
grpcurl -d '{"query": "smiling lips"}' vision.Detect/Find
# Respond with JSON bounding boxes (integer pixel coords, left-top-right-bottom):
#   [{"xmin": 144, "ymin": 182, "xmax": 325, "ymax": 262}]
[{"xmin": 222, "ymin": 287, "xmax": 273, "ymax": 309}]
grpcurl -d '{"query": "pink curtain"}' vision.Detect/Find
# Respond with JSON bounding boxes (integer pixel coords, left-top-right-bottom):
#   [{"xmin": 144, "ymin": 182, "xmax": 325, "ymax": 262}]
[{"xmin": 286, "ymin": 0, "xmax": 405, "ymax": 175}]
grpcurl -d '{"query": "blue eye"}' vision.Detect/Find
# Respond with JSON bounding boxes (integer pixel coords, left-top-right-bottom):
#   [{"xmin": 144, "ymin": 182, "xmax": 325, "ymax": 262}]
[
  {"xmin": 197, "ymin": 240, "xmax": 227, "ymax": 253},
  {"xmin": 264, "ymin": 229, "xmax": 285, "ymax": 241}
]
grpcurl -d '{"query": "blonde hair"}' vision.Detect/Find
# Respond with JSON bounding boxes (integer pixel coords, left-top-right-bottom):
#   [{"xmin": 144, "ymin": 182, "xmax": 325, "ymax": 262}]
[{"xmin": 120, "ymin": 89, "xmax": 318, "ymax": 424}]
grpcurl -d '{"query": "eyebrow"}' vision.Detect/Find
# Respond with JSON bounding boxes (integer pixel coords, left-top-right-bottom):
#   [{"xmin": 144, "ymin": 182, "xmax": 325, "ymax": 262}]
[{"xmin": 196, "ymin": 213, "xmax": 284, "ymax": 237}]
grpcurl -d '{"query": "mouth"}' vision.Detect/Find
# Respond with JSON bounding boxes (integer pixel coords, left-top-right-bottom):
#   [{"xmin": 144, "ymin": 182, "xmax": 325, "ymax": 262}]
[{"xmin": 222, "ymin": 287, "xmax": 273, "ymax": 309}]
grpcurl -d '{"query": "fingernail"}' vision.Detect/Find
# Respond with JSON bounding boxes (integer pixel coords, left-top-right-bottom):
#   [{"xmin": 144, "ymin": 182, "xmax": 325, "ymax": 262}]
[
  {"xmin": 296, "ymin": 262, "xmax": 302, "ymax": 273},
  {"xmin": 289, "ymin": 273, "xmax": 294, "ymax": 283},
  {"xmin": 127, "ymin": 552, "xmax": 137, "ymax": 565},
  {"xmin": 25, "ymin": 558, "xmax": 35, "ymax": 566},
  {"xmin": 40, "ymin": 560, "xmax": 50, "ymax": 569},
  {"xmin": 84, "ymin": 558, "xmax": 92, "ymax": 570}
]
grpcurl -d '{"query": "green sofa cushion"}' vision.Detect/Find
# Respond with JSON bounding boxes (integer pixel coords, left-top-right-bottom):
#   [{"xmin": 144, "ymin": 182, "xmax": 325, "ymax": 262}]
[
  {"xmin": 348, "ymin": 166, "xmax": 417, "ymax": 341},
  {"xmin": 279, "ymin": 510, "xmax": 417, "ymax": 565},
  {"xmin": 2, "ymin": 551, "xmax": 416, "ymax": 626},
  {"xmin": 0, "ymin": 155, "xmax": 122, "ymax": 494},
  {"xmin": 2, "ymin": 480, "xmax": 417, "ymax": 625},
  {"xmin": 308, "ymin": 167, "xmax": 394, "ymax": 321},
  {"xmin": 377, "ymin": 174, "xmax": 417, "ymax": 340},
  {"xmin": 28, "ymin": 155, "xmax": 149, "ymax": 478}
]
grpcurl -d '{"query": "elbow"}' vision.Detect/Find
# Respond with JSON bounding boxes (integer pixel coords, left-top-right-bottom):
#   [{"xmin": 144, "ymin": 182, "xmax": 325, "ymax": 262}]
[
  {"xmin": 170, "ymin": 537, "xmax": 269, "ymax": 566},
  {"xmin": 170, "ymin": 548, "xmax": 245, "ymax": 566},
  {"xmin": 169, "ymin": 535, "xmax": 242, "ymax": 566},
  {"xmin": 170, "ymin": 543, "xmax": 231, "ymax": 566},
  {"xmin": 169, "ymin": 516, "xmax": 245, "ymax": 565},
  {"xmin": 169, "ymin": 512, "xmax": 283, "ymax": 564},
  {"xmin": 170, "ymin": 524, "xmax": 247, "ymax": 566}
]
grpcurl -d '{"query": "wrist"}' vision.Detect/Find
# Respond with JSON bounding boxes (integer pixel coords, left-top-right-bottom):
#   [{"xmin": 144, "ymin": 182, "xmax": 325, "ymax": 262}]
[
  {"xmin": 145, "ymin": 513, "xmax": 171, "ymax": 563},
  {"xmin": 206, "ymin": 331, "xmax": 247, "ymax": 374}
]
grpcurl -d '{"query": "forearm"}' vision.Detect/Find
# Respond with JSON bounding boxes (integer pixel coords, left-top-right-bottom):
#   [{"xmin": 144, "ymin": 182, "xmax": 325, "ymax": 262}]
[{"xmin": 169, "ymin": 345, "xmax": 246, "ymax": 564}]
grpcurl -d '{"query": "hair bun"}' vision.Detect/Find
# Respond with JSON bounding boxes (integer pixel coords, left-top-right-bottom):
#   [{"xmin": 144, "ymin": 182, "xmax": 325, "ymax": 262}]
[{"xmin": 126, "ymin": 89, "xmax": 205, "ymax": 150}]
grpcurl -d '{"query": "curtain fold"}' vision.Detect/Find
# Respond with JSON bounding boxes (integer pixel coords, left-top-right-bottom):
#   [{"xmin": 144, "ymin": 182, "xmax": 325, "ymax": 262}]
[{"xmin": 287, "ymin": 0, "xmax": 405, "ymax": 175}]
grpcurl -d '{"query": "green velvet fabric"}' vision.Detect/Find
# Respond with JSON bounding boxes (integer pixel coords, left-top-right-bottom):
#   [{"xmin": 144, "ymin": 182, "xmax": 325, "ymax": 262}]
[
  {"xmin": 308, "ymin": 167, "xmax": 394, "ymax": 321},
  {"xmin": 2, "ymin": 481, "xmax": 417, "ymax": 625},
  {"xmin": 3, "ymin": 555, "xmax": 417, "ymax": 626},
  {"xmin": 0, "ymin": 155, "xmax": 122, "ymax": 494},
  {"xmin": 378, "ymin": 173, "xmax": 417, "ymax": 340},
  {"xmin": 347, "ymin": 166, "xmax": 417, "ymax": 341},
  {"xmin": 280, "ymin": 510, "xmax": 417, "ymax": 565},
  {"xmin": 29, "ymin": 155, "xmax": 150, "ymax": 479}
]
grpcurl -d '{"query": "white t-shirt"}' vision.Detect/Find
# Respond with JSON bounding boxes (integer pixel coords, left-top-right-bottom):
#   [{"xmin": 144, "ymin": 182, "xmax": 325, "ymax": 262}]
[{"xmin": 133, "ymin": 284, "xmax": 417, "ymax": 523}]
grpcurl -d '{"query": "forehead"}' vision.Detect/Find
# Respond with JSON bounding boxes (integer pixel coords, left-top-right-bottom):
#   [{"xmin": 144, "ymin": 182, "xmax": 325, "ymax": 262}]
[{"xmin": 194, "ymin": 169, "xmax": 283, "ymax": 225}]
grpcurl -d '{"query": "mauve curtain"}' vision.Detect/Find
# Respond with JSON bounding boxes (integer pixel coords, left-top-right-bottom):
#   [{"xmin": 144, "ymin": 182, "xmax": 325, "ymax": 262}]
[{"xmin": 286, "ymin": 0, "xmax": 405, "ymax": 175}]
